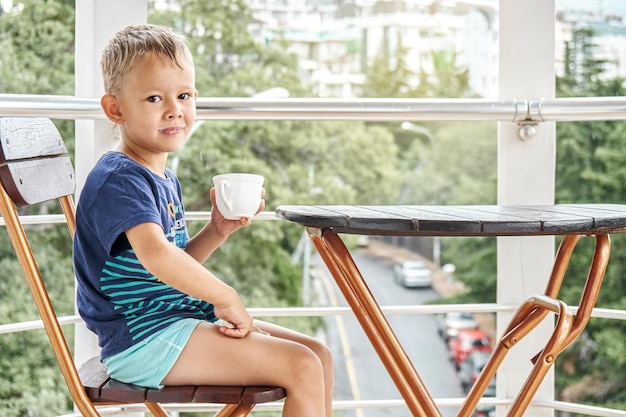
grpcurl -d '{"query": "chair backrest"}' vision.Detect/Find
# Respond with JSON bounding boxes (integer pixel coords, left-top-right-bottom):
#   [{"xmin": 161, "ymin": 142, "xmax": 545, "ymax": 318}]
[{"xmin": 0, "ymin": 117, "xmax": 75, "ymax": 206}]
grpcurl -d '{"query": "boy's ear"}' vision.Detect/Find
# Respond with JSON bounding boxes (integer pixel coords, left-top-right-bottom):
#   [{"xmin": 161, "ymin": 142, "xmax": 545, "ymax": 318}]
[{"xmin": 101, "ymin": 94, "xmax": 124, "ymax": 124}]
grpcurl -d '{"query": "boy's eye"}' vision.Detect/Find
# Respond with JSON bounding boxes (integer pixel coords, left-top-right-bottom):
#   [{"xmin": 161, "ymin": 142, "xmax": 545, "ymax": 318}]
[
  {"xmin": 179, "ymin": 93, "xmax": 191, "ymax": 100},
  {"xmin": 147, "ymin": 96, "xmax": 161, "ymax": 103}
]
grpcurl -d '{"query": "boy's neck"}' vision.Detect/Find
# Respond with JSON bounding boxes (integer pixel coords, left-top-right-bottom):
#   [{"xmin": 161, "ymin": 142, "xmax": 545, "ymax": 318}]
[{"xmin": 117, "ymin": 143, "xmax": 168, "ymax": 177}]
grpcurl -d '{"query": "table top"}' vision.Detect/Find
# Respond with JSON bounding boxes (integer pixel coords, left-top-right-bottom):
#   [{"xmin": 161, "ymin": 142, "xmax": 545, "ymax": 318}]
[{"xmin": 275, "ymin": 204, "xmax": 626, "ymax": 236}]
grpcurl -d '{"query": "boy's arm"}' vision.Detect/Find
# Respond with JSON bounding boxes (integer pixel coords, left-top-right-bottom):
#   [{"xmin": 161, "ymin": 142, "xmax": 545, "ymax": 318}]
[{"xmin": 125, "ymin": 221, "xmax": 253, "ymax": 338}]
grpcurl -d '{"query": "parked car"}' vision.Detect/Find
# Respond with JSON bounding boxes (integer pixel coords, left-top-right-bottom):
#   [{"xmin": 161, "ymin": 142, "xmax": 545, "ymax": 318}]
[
  {"xmin": 458, "ymin": 351, "xmax": 496, "ymax": 417},
  {"xmin": 392, "ymin": 260, "xmax": 432, "ymax": 288},
  {"xmin": 448, "ymin": 328, "xmax": 492, "ymax": 368},
  {"xmin": 457, "ymin": 351, "xmax": 492, "ymax": 392},
  {"xmin": 436, "ymin": 312, "xmax": 479, "ymax": 341}
]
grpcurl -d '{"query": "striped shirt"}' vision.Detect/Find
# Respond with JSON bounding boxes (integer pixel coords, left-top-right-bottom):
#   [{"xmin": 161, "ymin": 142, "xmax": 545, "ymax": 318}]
[{"xmin": 74, "ymin": 152, "xmax": 216, "ymax": 360}]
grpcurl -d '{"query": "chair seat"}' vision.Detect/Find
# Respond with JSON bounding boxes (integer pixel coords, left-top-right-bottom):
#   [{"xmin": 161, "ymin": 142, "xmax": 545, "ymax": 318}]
[{"xmin": 79, "ymin": 356, "xmax": 286, "ymax": 405}]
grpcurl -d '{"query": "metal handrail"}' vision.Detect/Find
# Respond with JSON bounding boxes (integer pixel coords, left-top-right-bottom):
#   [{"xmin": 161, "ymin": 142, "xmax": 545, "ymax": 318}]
[
  {"xmin": 4, "ymin": 304, "xmax": 625, "ymax": 336},
  {"xmin": 55, "ymin": 398, "xmax": 626, "ymax": 417},
  {"xmin": 2, "ymin": 93, "xmax": 626, "ymax": 122}
]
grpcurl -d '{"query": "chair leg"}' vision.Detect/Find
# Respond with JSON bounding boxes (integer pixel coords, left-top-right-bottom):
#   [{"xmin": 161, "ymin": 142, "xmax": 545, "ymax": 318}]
[
  {"xmin": 145, "ymin": 402, "xmax": 170, "ymax": 417},
  {"xmin": 214, "ymin": 404, "xmax": 254, "ymax": 417}
]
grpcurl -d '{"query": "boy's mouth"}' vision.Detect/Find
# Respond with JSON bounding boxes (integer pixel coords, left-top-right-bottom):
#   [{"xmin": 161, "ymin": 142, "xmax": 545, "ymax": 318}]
[{"xmin": 159, "ymin": 127, "xmax": 184, "ymax": 135}]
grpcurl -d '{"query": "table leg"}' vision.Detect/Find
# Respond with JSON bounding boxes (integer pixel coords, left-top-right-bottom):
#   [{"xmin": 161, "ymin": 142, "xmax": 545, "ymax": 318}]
[
  {"xmin": 308, "ymin": 228, "xmax": 441, "ymax": 417},
  {"xmin": 507, "ymin": 299, "xmax": 574, "ymax": 416},
  {"xmin": 553, "ymin": 234, "xmax": 610, "ymax": 347},
  {"xmin": 459, "ymin": 234, "xmax": 610, "ymax": 417},
  {"xmin": 458, "ymin": 296, "xmax": 574, "ymax": 417},
  {"xmin": 536, "ymin": 234, "xmax": 610, "ymax": 352}
]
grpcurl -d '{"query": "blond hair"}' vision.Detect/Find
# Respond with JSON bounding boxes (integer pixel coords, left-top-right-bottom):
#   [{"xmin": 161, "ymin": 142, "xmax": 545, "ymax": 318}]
[{"xmin": 101, "ymin": 24, "xmax": 193, "ymax": 95}]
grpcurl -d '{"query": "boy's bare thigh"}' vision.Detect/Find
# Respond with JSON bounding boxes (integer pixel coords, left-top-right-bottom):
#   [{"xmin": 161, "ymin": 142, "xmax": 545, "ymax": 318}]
[{"xmin": 161, "ymin": 320, "xmax": 317, "ymax": 387}]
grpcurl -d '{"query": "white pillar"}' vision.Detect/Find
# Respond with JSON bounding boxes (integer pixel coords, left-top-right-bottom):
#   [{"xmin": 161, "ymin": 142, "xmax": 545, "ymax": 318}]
[
  {"xmin": 73, "ymin": 0, "xmax": 147, "ymax": 398},
  {"xmin": 497, "ymin": 0, "xmax": 555, "ymax": 417},
  {"xmin": 498, "ymin": 1, "xmax": 556, "ymax": 417}
]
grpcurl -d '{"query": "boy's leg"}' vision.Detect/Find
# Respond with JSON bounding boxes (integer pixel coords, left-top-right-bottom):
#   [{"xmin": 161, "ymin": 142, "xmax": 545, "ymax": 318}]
[
  {"xmin": 162, "ymin": 321, "xmax": 327, "ymax": 417},
  {"xmin": 253, "ymin": 320, "xmax": 334, "ymax": 416}
]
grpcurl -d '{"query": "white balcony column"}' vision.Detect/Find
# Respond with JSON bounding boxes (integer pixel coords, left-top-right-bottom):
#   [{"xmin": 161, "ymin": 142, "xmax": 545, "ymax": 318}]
[
  {"xmin": 74, "ymin": 0, "xmax": 148, "ymax": 412},
  {"xmin": 497, "ymin": 1, "xmax": 556, "ymax": 417}
]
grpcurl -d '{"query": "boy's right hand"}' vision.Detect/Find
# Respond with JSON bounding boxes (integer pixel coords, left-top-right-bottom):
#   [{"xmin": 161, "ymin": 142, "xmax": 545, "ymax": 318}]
[
  {"xmin": 214, "ymin": 294, "xmax": 254, "ymax": 338},
  {"xmin": 208, "ymin": 187, "xmax": 265, "ymax": 237}
]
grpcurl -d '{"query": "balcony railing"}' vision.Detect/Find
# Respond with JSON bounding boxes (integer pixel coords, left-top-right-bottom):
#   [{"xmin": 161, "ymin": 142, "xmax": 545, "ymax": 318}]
[
  {"xmin": 1, "ymin": 94, "xmax": 626, "ymax": 417},
  {"xmin": 3, "ymin": 94, "xmax": 626, "ymax": 122}
]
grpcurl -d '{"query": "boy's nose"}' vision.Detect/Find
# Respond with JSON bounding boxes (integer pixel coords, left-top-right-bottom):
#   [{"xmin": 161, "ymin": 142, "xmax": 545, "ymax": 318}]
[{"xmin": 167, "ymin": 103, "xmax": 184, "ymax": 119}]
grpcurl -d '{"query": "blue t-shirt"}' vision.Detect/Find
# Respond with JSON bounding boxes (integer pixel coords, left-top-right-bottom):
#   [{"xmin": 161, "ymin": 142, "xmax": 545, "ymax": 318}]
[{"xmin": 74, "ymin": 152, "xmax": 216, "ymax": 359}]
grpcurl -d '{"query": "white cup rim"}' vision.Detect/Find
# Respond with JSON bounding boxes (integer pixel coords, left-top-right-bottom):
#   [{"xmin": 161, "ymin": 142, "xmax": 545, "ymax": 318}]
[{"xmin": 212, "ymin": 173, "xmax": 264, "ymax": 185}]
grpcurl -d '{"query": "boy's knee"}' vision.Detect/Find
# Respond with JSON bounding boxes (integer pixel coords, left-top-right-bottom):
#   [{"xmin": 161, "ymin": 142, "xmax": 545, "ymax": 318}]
[
  {"xmin": 290, "ymin": 345, "xmax": 324, "ymax": 378},
  {"xmin": 312, "ymin": 341, "xmax": 333, "ymax": 368}
]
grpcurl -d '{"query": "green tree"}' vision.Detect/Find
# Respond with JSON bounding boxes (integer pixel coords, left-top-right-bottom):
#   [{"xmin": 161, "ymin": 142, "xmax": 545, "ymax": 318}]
[
  {"xmin": 0, "ymin": 224, "xmax": 75, "ymax": 417},
  {"xmin": 553, "ymin": 27, "xmax": 626, "ymax": 411},
  {"xmin": 414, "ymin": 50, "xmax": 473, "ymax": 98},
  {"xmin": 0, "ymin": 1, "xmax": 76, "ymax": 416},
  {"xmin": 0, "ymin": 0, "xmax": 74, "ymax": 95},
  {"xmin": 362, "ymin": 32, "xmax": 474, "ymax": 99},
  {"xmin": 558, "ymin": 27, "xmax": 610, "ymax": 97},
  {"xmin": 362, "ymin": 32, "xmax": 416, "ymax": 98}
]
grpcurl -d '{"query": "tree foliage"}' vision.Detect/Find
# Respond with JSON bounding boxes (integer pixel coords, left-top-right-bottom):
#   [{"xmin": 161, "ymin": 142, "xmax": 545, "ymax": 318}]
[
  {"xmin": 552, "ymin": 27, "xmax": 626, "ymax": 410},
  {"xmin": 0, "ymin": 0, "xmax": 74, "ymax": 95},
  {"xmin": 362, "ymin": 32, "xmax": 416, "ymax": 98},
  {"xmin": 362, "ymin": 31, "xmax": 474, "ymax": 99},
  {"xmin": 0, "ymin": 1, "xmax": 76, "ymax": 415},
  {"xmin": 0, "ymin": 223, "xmax": 75, "ymax": 417}
]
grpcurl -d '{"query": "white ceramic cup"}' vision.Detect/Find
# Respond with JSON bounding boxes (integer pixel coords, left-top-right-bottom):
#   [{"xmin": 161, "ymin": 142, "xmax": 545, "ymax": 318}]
[{"xmin": 212, "ymin": 173, "xmax": 265, "ymax": 220}]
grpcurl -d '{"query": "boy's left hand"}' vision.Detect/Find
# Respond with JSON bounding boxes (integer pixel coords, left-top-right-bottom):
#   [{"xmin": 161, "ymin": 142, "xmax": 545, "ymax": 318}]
[{"xmin": 209, "ymin": 187, "xmax": 265, "ymax": 236}]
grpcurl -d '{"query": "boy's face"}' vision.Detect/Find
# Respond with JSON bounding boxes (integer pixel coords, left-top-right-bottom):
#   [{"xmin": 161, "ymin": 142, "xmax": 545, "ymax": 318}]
[{"xmin": 113, "ymin": 53, "xmax": 197, "ymax": 158}]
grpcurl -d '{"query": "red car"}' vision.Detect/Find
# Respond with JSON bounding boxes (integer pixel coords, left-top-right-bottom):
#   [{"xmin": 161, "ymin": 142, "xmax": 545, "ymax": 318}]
[{"xmin": 447, "ymin": 328, "xmax": 492, "ymax": 368}]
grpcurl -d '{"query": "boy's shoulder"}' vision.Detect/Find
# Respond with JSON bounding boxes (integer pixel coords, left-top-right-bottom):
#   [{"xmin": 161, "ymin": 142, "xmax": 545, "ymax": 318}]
[
  {"xmin": 93, "ymin": 151, "xmax": 133, "ymax": 172},
  {"xmin": 84, "ymin": 152, "xmax": 147, "ymax": 193},
  {"xmin": 85, "ymin": 151, "xmax": 179, "ymax": 194},
  {"xmin": 89, "ymin": 152, "xmax": 150, "ymax": 181}
]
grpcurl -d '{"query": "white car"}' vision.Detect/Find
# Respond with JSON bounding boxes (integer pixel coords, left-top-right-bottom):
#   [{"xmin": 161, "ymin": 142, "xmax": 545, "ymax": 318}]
[{"xmin": 392, "ymin": 261, "xmax": 432, "ymax": 288}]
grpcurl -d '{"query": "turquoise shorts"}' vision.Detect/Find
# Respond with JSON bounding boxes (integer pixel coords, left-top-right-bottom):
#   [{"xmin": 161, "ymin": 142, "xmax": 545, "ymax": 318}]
[{"xmin": 102, "ymin": 318, "xmax": 202, "ymax": 389}]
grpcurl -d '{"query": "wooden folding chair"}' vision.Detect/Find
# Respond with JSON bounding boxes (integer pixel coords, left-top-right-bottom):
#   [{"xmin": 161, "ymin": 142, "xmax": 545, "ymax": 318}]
[{"xmin": 0, "ymin": 117, "xmax": 285, "ymax": 417}]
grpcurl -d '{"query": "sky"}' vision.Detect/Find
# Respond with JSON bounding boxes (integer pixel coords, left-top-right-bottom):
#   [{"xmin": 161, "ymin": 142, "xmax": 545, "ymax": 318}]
[{"xmin": 558, "ymin": 0, "xmax": 626, "ymax": 17}]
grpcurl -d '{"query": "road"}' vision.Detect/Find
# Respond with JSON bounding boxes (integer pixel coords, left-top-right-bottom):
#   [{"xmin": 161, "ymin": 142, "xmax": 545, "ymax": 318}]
[{"xmin": 316, "ymin": 251, "xmax": 465, "ymax": 417}]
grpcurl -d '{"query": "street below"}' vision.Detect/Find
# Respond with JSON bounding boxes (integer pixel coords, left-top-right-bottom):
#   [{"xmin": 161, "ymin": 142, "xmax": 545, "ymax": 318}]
[{"xmin": 316, "ymin": 248, "xmax": 466, "ymax": 417}]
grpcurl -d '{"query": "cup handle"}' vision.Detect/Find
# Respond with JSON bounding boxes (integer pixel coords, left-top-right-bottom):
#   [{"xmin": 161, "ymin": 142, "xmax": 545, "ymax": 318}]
[{"xmin": 217, "ymin": 181, "xmax": 233, "ymax": 213}]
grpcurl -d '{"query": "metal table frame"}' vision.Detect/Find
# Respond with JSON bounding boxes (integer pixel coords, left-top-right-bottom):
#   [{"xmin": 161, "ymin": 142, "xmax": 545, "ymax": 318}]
[{"xmin": 276, "ymin": 204, "xmax": 626, "ymax": 416}]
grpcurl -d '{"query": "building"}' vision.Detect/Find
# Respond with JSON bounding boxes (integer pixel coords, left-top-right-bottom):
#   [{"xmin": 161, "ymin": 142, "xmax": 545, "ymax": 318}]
[
  {"xmin": 247, "ymin": 1, "xmax": 499, "ymax": 97},
  {"xmin": 249, "ymin": 1, "xmax": 626, "ymax": 98}
]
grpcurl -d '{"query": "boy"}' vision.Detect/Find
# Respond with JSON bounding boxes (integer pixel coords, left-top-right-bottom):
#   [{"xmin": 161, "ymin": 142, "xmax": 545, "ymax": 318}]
[{"xmin": 73, "ymin": 24, "xmax": 333, "ymax": 417}]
